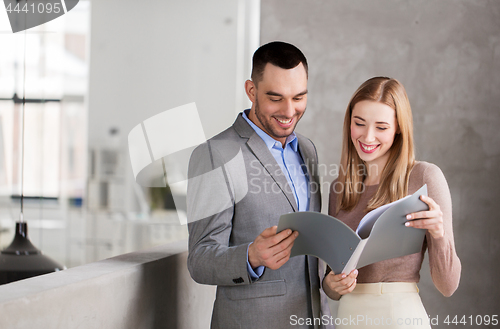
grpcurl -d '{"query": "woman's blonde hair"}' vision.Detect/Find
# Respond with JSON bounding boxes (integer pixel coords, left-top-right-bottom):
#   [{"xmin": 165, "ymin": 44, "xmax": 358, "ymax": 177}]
[{"xmin": 335, "ymin": 77, "xmax": 415, "ymax": 214}]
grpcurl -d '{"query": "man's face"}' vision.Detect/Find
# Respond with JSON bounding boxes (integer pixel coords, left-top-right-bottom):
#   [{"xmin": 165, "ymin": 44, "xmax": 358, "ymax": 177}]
[{"xmin": 246, "ymin": 63, "xmax": 308, "ymax": 145}]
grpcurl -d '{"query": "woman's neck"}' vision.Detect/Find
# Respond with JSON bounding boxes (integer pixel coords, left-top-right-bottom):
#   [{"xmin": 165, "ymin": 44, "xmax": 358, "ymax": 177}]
[{"xmin": 363, "ymin": 159, "xmax": 387, "ymax": 186}]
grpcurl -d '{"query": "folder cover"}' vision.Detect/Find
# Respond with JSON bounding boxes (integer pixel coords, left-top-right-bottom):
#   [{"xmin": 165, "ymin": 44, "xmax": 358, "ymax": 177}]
[{"xmin": 277, "ymin": 185, "xmax": 429, "ymax": 274}]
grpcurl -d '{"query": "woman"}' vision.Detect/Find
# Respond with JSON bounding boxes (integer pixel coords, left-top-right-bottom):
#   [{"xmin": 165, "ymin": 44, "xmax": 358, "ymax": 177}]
[{"xmin": 323, "ymin": 77, "xmax": 461, "ymax": 328}]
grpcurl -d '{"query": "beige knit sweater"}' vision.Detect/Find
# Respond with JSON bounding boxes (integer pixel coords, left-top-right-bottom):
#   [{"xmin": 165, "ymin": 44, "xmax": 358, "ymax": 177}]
[{"xmin": 327, "ymin": 161, "xmax": 461, "ymax": 298}]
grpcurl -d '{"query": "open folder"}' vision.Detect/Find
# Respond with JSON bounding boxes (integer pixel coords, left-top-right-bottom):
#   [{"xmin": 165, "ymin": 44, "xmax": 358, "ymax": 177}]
[{"xmin": 277, "ymin": 185, "xmax": 429, "ymax": 274}]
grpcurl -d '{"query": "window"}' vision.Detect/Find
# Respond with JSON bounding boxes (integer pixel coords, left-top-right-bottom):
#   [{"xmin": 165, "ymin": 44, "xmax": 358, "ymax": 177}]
[{"xmin": 0, "ymin": 1, "xmax": 90, "ymax": 200}]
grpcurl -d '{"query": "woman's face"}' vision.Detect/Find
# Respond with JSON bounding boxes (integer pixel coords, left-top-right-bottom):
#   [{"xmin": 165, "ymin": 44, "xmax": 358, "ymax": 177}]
[{"xmin": 350, "ymin": 100, "xmax": 399, "ymax": 171}]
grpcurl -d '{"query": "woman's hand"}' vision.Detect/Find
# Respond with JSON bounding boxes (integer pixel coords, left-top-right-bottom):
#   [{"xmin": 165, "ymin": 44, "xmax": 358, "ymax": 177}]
[
  {"xmin": 323, "ymin": 269, "xmax": 358, "ymax": 298},
  {"xmin": 405, "ymin": 195, "xmax": 444, "ymax": 239}
]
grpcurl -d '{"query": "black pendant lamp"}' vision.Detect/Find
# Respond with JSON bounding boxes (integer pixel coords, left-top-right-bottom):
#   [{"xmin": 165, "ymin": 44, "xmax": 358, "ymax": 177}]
[
  {"xmin": 0, "ymin": 221, "xmax": 64, "ymax": 284},
  {"xmin": 0, "ymin": 26, "xmax": 64, "ymax": 284}
]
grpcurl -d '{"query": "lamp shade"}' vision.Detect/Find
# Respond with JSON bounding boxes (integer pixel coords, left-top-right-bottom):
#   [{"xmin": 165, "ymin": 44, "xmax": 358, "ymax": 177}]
[{"xmin": 0, "ymin": 222, "xmax": 64, "ymax": 285}]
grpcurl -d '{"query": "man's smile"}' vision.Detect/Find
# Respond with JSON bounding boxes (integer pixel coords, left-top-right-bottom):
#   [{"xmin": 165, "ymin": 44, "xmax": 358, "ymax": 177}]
[{"xmin": 274, "ymin": 117, "xmax": 294, "ymax": 128}]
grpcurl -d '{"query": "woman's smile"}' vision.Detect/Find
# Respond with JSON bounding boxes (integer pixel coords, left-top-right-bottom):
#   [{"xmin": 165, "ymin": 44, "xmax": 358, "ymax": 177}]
[{"xmin": 358, "ymin": 141, "xmax": 380, "ymax": 153}]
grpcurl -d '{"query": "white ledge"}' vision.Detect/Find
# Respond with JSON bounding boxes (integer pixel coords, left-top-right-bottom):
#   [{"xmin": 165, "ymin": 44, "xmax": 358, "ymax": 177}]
[{"xmin": 0, "ymin": 239, "xmax": 215, "ymax": 329}]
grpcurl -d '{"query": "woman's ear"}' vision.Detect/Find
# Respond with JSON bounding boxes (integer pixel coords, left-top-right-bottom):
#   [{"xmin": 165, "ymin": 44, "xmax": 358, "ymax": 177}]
[{"xmin": 245, "ymin": 80, "xmax": 256, "ymax": 103}]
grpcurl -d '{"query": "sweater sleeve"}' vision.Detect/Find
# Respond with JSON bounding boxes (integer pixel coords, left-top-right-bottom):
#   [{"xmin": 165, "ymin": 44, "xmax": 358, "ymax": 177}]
[{"xmin": 422, "ymin": 163, "xmax": 461, "ymax": 296}]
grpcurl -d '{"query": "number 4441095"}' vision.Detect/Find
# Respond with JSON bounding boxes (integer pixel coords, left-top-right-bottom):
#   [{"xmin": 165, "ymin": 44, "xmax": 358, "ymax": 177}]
[
  {"xmin": 444, "ymin": 315, "xmax": 498, "ymax": 326},
  {"xmin": 6, "ymin": 2, "xmax": 62, "ymax": 14}
]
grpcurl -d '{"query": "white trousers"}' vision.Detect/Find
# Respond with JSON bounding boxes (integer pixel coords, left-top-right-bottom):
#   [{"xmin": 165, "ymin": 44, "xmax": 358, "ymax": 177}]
[{"xmin": 336, "ymin": 282, "xmax": 432, "ymax": 329}]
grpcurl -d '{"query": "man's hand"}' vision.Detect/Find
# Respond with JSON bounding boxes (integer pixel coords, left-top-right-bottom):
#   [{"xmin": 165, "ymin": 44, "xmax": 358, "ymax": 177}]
[{"xmin": 248, "ymin": 226, "xmax": 298, "ymax": 270}]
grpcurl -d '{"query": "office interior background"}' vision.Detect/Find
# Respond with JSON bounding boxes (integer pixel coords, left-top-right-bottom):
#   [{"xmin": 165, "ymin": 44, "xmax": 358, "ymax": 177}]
[{"xmin": 0, "ymin": 0, "xmax": 499, "ymax": 327}]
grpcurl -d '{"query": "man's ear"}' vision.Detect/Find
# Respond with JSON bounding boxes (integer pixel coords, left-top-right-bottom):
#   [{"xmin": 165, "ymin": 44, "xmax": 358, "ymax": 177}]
[{"xmin": 245, "ymin": 80, "xmax": 256, "ymax": 103}]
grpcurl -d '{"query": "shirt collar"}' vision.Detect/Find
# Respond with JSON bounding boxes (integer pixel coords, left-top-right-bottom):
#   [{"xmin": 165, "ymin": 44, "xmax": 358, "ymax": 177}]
[{"xmin": 242, "ymin": 110, "xmax": 298, "ymax": 151}]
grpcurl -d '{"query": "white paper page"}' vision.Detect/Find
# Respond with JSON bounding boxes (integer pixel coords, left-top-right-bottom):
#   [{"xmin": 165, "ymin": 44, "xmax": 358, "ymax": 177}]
[
  {"xmin": 356, "ymin": 185, "xmax": 428, "ymax": 269},
  {"xmin": 342, "ymin": 239, "xmax": 368, "ymax": 274},
  {"xmin": 356, "ymin": 195, "xmax": 411, "ymax": 239}
]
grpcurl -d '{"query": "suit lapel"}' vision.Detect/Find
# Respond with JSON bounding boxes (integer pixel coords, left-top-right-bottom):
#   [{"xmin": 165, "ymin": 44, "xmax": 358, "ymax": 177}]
[
  {"xmin": 246, "ymin": 134, "xmax": 299, "ymax": 212},
  {"xmin": 233, "ymin": 114, "xmax": 298, "ymax": 212},
  {"xmin": 297, "ymin": 135, "xmax": 321, "ymax": 213}
]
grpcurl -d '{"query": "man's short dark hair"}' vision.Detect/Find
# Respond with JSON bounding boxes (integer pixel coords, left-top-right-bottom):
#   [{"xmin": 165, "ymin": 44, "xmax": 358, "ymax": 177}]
[{"xmin": 251, "ymin": 41, "xmax": 308, "ymax": 84}]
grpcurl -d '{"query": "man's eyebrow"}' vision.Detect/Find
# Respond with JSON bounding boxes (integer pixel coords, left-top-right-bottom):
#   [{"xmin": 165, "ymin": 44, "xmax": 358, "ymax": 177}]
[
  {"xmin": 295, "ymin": 90, "xmax": 308, "ymax": 97},
  {"xmin": 265, "ymin": 90, "xmax": 308, "ymax": 97}
]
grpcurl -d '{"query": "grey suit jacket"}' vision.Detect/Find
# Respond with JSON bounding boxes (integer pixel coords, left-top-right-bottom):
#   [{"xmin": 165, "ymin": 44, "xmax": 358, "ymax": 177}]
[{"xmin": 187, "ymin": 114, "xmax": 332, "ymax": 329}]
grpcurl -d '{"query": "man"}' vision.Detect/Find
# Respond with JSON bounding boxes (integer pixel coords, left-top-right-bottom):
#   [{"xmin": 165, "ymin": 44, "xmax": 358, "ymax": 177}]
[{"xmin": 187, "ymin": 41, "xmax": 331, "ymax": 328}]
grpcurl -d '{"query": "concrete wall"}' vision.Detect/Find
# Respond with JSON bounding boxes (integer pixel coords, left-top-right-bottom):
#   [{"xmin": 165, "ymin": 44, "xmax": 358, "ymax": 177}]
[
  {"xmin": 260, "ymin": 0, "xmax": 500, "ymax": 325},
  {"xmin": 0, "ymin": 240, "xmax": 216, "ymax": 328}
]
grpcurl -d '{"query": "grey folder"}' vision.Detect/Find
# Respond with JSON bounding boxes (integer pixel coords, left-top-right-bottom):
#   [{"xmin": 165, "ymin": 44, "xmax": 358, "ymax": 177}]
[{"xmin": 277, "ymin": 185, "xmax": 428, "ymax": 274}]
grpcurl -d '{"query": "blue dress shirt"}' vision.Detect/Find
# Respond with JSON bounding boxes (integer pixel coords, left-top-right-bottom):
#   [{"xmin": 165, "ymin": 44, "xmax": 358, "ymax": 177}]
[{"xmin": 242, "ymin": 110, "xmax": 310, "ymax": 279}]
